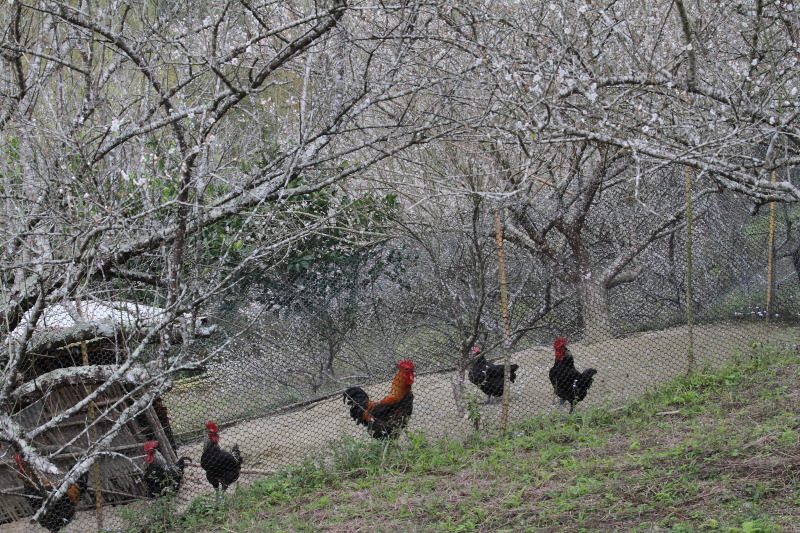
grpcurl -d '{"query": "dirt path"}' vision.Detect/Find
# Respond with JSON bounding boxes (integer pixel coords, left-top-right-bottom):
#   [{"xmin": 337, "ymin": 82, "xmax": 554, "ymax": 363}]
[{"xmin": 3, "ymin": 321, "xmax": 796, "ymax": 532}]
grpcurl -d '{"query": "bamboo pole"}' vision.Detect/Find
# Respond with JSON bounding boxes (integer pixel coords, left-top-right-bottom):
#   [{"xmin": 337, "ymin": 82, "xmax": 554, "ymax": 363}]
[
  {"xmin": 684, "ymin": 167, "xmax": 695, "ymax": 373},
  {"xmin": 493, "ymin": 209, "xmax": 512, "ymax": 431},
  {"xmin": 766, "ymin": 171, "xmax": 777, "ymax": 320}
]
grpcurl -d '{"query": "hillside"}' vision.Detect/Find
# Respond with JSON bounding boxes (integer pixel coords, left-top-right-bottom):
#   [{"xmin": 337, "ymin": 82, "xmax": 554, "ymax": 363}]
[
  {"xmin": 166, "ymin": 321, "xmax": 797, "ymax": 473},
  {"xmin": 127, "ymin": 341, "xmax": 800, "ymax": 532}
]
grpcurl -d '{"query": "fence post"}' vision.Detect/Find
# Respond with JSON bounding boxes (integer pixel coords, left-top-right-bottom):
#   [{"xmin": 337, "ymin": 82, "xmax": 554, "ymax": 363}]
[
  {"xmin": 684, "ymin": 167, "xmax": 695, "ymax": 373},
  {"xmin": 766, "ymin": 171, "xmax": 777, "ymax": 320},
  {"xmin": 493, "ymin": 209, "xmax": 512, "ymax": 431}
]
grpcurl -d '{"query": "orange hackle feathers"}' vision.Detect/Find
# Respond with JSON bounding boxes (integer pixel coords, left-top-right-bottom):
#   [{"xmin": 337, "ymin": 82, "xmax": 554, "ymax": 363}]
[{"xmin": 364, "ymin": 359, "xmax": 416, "ymax": 414}]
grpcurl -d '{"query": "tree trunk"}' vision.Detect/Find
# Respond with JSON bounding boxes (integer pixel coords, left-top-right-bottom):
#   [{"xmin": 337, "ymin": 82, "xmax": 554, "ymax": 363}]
[
  {"xmin": 577, "ymin": 276, "xmax": 612, "ymax": 343},
  {"xmin": 568, "ymin": 233, "xmax": 613, "ymax": 343},
  {"xmin": 451, "ymin": 365, "xmax": 468, "ymax": 419}
]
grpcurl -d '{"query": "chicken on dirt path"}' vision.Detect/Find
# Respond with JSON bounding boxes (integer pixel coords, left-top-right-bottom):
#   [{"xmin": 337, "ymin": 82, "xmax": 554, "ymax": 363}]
[
  {"xmin": 200, "ymin": 421, "xmax": 242, "ymax": 503},
  {"xmin": 343, "ymin": 359, "xmax": 415, "ymax": 439},
  {"xmin": 143, "ymin": 440, "xmax": 191, "ymax": 498},
  {"xmin": 468, "ymin": 345, "xmax": 519, "ymax": 404},
  {"xmin": 549, "ymin": 337, "xmax": 598, "ymax": 414}
]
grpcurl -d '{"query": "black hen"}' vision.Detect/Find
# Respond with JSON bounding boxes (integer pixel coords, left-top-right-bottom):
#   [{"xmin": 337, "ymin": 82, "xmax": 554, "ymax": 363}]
[
  {"xmin": 14, "ymin": 454, "xmax": 88, "ymax": 533},
  {"xmin": 143, "ymin": 440, "xmax": 191, "ymax": 497},
  {"xmin": 468, "ymin": 346, "xmax": 519, "ymax": 404},
  {"xmin": 200, "ymin": 421, "xmax": 242, "ymax": 502},
  {"xmin": 548, "ymin": 337, "xmax": 597, "ymax": 414}
]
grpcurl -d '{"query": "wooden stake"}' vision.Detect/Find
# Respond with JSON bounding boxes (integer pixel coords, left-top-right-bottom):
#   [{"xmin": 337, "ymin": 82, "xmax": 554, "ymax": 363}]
[
  {"xmin": 684, "ymin": 167, "xmax": 695, "ymax": 373},
  {"xmin": 493, "ymin": 209, "xmax": 512, "ymax": 431},
  {"xmin": 766, "ymin": 171, "xmax": 777, "ymax": 320}
]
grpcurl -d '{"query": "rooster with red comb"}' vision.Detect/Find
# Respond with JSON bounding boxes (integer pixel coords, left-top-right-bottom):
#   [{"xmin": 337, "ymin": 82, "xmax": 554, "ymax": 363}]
[
  {"xmin": 200, "ymin": 421, "xmax": 242, "ymax": 502},
  {"xmin": 142, "ymin": 440, "xmax": 191, "ymax": 498},
  {"xmin": 548, "ymin": 337, "xmax": 597, "ymax": 413},
  {"xmin": 344, "ymin": 359, "xmax": 415, "ymax": 439}
]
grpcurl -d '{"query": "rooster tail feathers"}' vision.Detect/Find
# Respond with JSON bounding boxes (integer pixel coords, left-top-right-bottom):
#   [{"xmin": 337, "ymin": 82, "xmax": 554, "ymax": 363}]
[
  {"xmin": 344, "ymin": 386, "xmax": 372, "ymax": 426},
  {"xmin": 344, "ymin": 386, "xmax": 368, "ymax": 409},
  {"xmin": 573, "ymin": 368, "xmax": 598, "ymax": 404},
  {"xmin": 582, "ymin": 368, "xmax": 597, "ymax": 389},
  {"xmin": 343, "ymin": 386, "xmax": 369, "ymax": 406}
]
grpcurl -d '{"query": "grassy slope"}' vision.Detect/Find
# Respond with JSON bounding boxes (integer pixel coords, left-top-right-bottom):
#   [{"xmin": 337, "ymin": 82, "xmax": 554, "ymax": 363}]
[{"xmin": 131, "ymin": 343, "xmax": 800, "ymax": 533}]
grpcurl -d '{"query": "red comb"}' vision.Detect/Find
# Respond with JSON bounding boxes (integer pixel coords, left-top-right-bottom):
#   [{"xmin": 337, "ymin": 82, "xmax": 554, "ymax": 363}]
[
  {"xmin": 470, "ymin": 346, "xmax": 481, "ymax": 355},
  {"xmin": 205, "ymin": 421, "xmax": 219, "ymax": 432},
  {"xmin": 553, "ymin": 337, "xmax": 568, "ymax": 350},
  {"xmin": 143, "ymin": 440, "xmax": 159, "ymax": 453},
  {"xmin": 396, "ymin": 359, "xmax": 414, "ymax": 371}
]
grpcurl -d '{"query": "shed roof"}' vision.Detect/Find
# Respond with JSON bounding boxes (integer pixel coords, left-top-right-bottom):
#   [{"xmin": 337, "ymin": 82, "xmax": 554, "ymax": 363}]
[{"xmin": 7, "ymin": 300, "xmax": 215, "ymax": 356}]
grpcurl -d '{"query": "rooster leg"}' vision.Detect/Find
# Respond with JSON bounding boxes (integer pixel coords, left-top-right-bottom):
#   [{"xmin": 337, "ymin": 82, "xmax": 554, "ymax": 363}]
[
  {"xmin": 381, "ymin": 440, "xmax": 391, "ymax": 464},
  {"xmin": 556, "ymin": 398, "xmax": 567, "ymax": 412}
]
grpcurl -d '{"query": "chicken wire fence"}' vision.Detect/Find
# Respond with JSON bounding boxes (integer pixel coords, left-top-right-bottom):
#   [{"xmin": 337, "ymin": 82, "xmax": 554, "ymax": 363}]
[{"xmin": 2, "ymin": 198, "xmax": 799, "ymax": 533}]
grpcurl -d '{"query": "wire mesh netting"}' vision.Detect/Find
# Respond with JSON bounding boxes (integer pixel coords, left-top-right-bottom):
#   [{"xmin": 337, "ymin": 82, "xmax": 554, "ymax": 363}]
[
  {"xmin": 3, "ymin": 0, "xmax": 800, "ymax": 529},
  {"xmin": 1, "ymin": 193, "xmax": 798, "ymax": 533}
]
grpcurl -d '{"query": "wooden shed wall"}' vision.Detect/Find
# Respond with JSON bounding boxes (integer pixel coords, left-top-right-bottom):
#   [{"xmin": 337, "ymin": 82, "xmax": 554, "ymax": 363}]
[{"xmin": 0, "ymin": 380, "xmax": 176, "ymax": 525}]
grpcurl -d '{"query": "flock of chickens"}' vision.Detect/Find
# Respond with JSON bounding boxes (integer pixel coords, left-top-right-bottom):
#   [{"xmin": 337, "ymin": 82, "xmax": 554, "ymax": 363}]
[
  {"xmin": 11, "ymin": 336, "xmax": 596, "ymax": 531},
  {"xmin": 12, "ymin": 421, "xmax": 242, "ymax": 532},
  {"xmin": 142, "ymin": 421, "xmax": 242, "ymax": 504},
  {"xmin": 344, "ymin": 335, "xmax": 598, "ymax": 440}
]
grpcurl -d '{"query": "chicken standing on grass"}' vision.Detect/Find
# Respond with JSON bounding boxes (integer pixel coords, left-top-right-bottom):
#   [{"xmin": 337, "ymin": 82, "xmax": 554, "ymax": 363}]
[
  {"xmin": 468, "ymin": 345, "xmax": 519, "ymax": 404},
  {"xmin": 549, "ymin": 337, "xmax": 597, "ymax": 414},
  {"xmin": 200, "ymin": 421, "xmax": 242, "ymax": 502},
  {"xmin": 143, "ymin": 440, "xmax": 191, "ymax": 498},
  {"xmin": 13, "ymin": 454, "xmax": 88, "ymax": 533},
  {"xmin": 343, "ymin": 359, "xmax": 415, "ymax": 439}
]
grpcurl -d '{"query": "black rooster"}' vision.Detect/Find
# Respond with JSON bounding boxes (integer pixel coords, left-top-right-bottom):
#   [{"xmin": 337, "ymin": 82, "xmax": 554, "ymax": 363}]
[
  {"xmin": 344, "ymin": 359, "xmax": 415, "ymax": 439},
  {"xmin": 468, "ymin": 346, "xmax": 519, "ymax": 404},
  {"xmin": 143, "ymin": 440, "xmax": 191, "ymax": 497},
  {"xmin": 548, "ymin": 337, "xmax": 597, "ymax": 414},
  {"xmin": 200, "ymin": 421, "xmax": 242, "ymax": 502},
  {"xmin": 14, "ymin": 454, "xmax": 88, "ymax": 533}
]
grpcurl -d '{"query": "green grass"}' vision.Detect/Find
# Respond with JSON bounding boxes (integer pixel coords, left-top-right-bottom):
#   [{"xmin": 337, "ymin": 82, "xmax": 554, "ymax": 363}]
[{"xmin": 127, "ymin": 342, "xmax": 800, "ymax": 532}]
